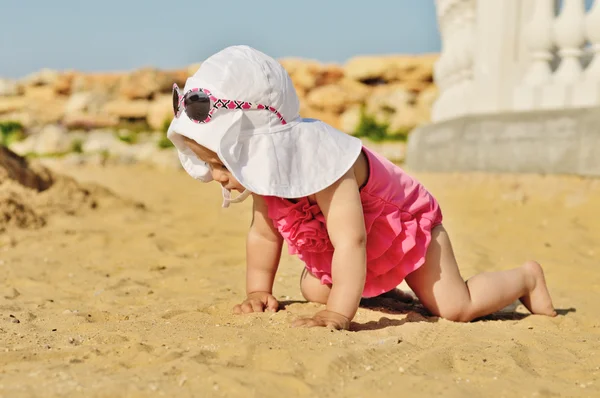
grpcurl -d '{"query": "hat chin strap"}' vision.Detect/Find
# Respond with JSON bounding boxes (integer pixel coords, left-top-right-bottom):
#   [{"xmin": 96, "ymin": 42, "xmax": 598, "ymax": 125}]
[{"xmin": 221, "ymin": 186, "xmax": 251, "ymax": 208}]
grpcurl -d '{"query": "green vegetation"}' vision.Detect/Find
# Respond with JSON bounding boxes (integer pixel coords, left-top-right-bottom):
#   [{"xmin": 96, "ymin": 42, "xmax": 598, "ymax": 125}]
[
  {"xmin": 353, "ymin": 109, "xmax": 410, "ymax": 142},
  {"xmin": 161, "ymin": 118, "xmax": 171, "ymax": 134},
  {"xmin": 116, "ymin": 130, "xmax": 138, "ymax": 144},
  {"xmin": 157, "ymin": 117, "xmax": 174, "ymax": 149},
  {"xmin": 115, "ymin": 119, "xmax": 150, "ymax": 135},
  {"xmin": 71, "ymin": 138, "xmax": 84, "ymax": 154},
  {"xmin": 0, "ymin": 121, "xmax": 24, "ymax": 147}
]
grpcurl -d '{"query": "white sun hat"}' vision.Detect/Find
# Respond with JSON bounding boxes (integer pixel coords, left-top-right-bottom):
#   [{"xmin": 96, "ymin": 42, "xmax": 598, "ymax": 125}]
[{"xmin": 167, "ymin": 45, "xmax": 363, "ymax": 205}]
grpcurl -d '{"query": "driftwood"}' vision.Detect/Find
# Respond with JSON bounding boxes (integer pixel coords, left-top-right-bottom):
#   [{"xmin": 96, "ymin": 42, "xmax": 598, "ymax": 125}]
[{"xmin": 0, "ymin": 146, "xmax": 53, "ymax": 191}]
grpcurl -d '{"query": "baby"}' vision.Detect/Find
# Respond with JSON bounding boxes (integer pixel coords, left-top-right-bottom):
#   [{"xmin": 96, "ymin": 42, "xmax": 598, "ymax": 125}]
[{"xmin": 167, "ymin": 45, "xmax": 556, "ymax": 330}]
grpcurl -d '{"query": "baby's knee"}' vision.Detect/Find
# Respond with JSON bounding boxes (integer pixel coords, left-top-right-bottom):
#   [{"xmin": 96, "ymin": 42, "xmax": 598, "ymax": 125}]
[
  {"xmin": 436, "ymin": 305, "xmax": 474, "ymax": 323},
  {"xmin": 300, "ymin": 270, "xmax": 331, "ymax": 304}
]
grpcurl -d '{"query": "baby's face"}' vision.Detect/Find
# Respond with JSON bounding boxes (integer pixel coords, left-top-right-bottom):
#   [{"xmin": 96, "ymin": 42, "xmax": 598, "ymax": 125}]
[{"xmin": 182, "ymin": 137, "xmax": 245, "ymax": 192}]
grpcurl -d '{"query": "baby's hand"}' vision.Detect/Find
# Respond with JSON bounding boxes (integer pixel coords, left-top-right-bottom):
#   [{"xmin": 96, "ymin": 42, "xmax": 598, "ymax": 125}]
[
  {"xmin": 233, "ymin": 291, "xmax": 279, "ymax": 314},
  {"xmin": 292, "ymin": 310, "xmax": 350, "ymax": 330}
]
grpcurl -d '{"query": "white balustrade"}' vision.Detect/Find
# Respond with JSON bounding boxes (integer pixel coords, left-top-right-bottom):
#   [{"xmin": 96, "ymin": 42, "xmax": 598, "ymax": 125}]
[
  {"xmin": 538, "ymin": 0, "xmax": 587, "ymax": 109},
  {"xmin": 573, "ymin": 0, "xmax": 600, "ymax": 105},
  {"xmin": 450, "ymin": 0, "xmax": 476, "ymax": 116},
  {"xmin": 513, "ymin": 0, "xmax": 555, "ymax": 111},
  {"xmin": 433, "ymin": 0, "xmax": 600, "ymax": 120},
  {"xmin": 584, "ymin": 0, "xmax": 600, "ymax": 80},
  {"xmin": 523, "ymin": 0, "xmax": 556, "ymax": 86},
  {"xmin": 432, "ymin": 0, "xmax": 457, "ymax": 121},
  {"xmin": 431, "ymin": 0, "xmax": 476, "ymax": 122},
  {"xmin": 553, "ymin": 0, "xmax": 587, "ymax": 83}
]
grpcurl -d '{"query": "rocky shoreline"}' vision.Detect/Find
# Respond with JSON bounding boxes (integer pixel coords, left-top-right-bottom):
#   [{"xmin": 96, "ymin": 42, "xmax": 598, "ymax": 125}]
[{"xmin": 1, "ymin": 54, "xmax": 436, "ymax": 166}]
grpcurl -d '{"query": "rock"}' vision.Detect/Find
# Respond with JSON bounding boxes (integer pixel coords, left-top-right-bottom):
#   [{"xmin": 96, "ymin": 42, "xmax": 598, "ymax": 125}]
[
  {"xmin": 397, "ymin": 81, "xmax": 432, "ymax": 94},
  {"xmin": 279, "ymin": 58, "xmax": 318, "ymax": 76},
  {"xmin": 104, "ymin": 141, "xmax": 180, "ymax": 169},
  {"xmin": 363, "ymin": 85, "xmax": 421, "ymax": 133},
  {"xmin": 23, "ymin": 86, "xmax": 56, "ymax": 101},
  {"xmin": 388, "ymin": 107, "xmax": 421, "ymax": 134},
  {"xmin": 0, "ymin": 56, "xmax": 438, "ymax": 138},
  {"xmin": 8, "ymin": 136, "xmax": 36, "ymax": 156},
  {"xmin": 306, "ymin": 79, "xmax": 370, "ymax": 114},
  {"xmin": 0, "ymin": 79, "xmax": 23, "ymax": 96},
  {"xmin": 0, "ymin": 146, "xmax": 53, "ymax": 190},
  {"xmin": 25, "ymin": 97, "xmax": 67, "ymax": 125},
  {"xmin": 318, "ymin": 64, "xmax": 345, "ymax": 86},
  {"xmin": 306, "ymin": 84, "xmax": 349, "ymax": 114},
  {"xmin": 61, "ymin": 153, "xmax": 88, "ymax": 167},
  {"xmin": 292, "ymin": 66, "xmax": 319, "ymax": 92},
  {"xmin": 415, "ymin": 85, "xmax": 439, "ymax": 122},
  {"xmin": 65, "ymin": 92, "xmax": 95, "ymax": 115},
  {"xmin": 64, "ymin": 92, "xmax": 110, "ymax": 121},
  {"xmin": 340, "ymin": 105, "xmax": 362, "ymax": 134},
  {"xmin": 63, "ymin": 112, "xmax": 118, "ymax": 130},
  {"xmin": 383, "ymin": 55, "xmax": 436, "ymax": 84},
  {"xmin": 361, "ymin": 139, "xmax": 406, "ymax": 163},
  {"xmin": 134, "ymin": 131, "xmax": 162, "ymax": 145},
  {"xmin": 345, "ymin": 56, "xmax": 398, "ymax": 83},
  {"xmin": 104, "ymin": 99, "xmax": 150, "ymax": 120},
  {"xmin": 119, "ymin": 68, "xmax": 173, "ymax": 100},
  {"xmin": 366, "ymin": 85, "xmax": 416, "ymax": 119},
  {"xmin": 299, "ymin": 103, "xmax": 341, "ymax": 130},
  {"xmin": 31, "ymin": 125, "xmax": 71, "ymax": 155},
  {"xmin": 0, "ymin": 112, "xmax": 34, "ymax": 128},
  {"xmin": 82, "ymin": 130, "xmax": 126, "ymax": 154},
  {"xmin": 294, "ymin": 85, "xmax": 307, "ymax": 99},
  {"xmin": 22, "ymin": 68, "xmax": 60, "ymax": 87},
  {"xmin": 337, "ymin": 78, "xmax": 372, "ymax": 103},
  {"xmin": 109, "ymin": 146, "xmax": 138, "ymax": 164},
  {"xmin": 280, "ymin": 59, "xmax": 345, "ymax": 89},
  {"xmin": 165, "ymin": 69, "xmax": 188, "ymax": 89},
  {"xmin": 53, "ymin": 71, "xmax": 76, "ymax": 96},
  {"xmin": 147, "ymin": 95, "xmax": 173, "ymax": 131},
  {"xmin": 62, "ymin": 152, "xmax": 108, "ymax": 167},
  {"xmin": 345, "ymin": 55, "xmax": 438, "ymax": 85},
  {"xmin": 280, "ymin": 58, "xmax": 323, "ymax": 92},
  {"xmin": 130, "ymin": 141, "xmax": 159, "ymax": 162},
  {"xmin": 71, "ymin": 73, "xmax": 121, "ymax": 95},
  {"xmin": 417, "ymin": 85, "xmax": 438, "ymax": 107},
  {"xmin": 0, "ymin": 97, "xmax": 27, "ymax": 114},
  {"xmin": 402, "ymin": 54, "xmax": 437, "ymax": 83}
]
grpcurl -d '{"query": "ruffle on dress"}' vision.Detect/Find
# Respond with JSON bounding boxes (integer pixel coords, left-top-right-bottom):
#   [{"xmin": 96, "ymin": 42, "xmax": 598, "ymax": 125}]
[{"xmin": 265, "ymin": 189, "xmax": 441, "ymax": 298}]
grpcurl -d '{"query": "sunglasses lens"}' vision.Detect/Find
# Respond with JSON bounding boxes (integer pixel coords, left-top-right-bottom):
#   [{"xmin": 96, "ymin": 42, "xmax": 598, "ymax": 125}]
[
  {"xmin": 172, "ymin": 87, "xmax": 180, "ymax": 116},
  {"xmin": 184, "ymin": 91, "xmax": 211, "ymax": 122}
]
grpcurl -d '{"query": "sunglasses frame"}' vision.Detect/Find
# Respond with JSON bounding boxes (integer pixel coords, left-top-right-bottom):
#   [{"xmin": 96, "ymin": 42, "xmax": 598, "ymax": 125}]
[{"xmin": 172, "ymin": 83, "xmax": 287, "ymax": 125}]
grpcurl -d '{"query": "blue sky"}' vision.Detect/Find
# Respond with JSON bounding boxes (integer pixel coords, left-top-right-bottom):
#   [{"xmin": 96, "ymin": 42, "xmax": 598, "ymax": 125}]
[{"xmin": 0, "ymin": 1, "xmax": 441, "ymax": 78}]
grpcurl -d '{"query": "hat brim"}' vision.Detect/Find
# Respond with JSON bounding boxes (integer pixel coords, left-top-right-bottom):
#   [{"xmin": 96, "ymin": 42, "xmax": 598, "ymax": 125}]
[
  {"xmin": 167, "ymin": 118, "xmax": 213, "ymax": 182},
  {"xmin": 219, "ymin": 117, "xmax": 363, "ymax": 198}
]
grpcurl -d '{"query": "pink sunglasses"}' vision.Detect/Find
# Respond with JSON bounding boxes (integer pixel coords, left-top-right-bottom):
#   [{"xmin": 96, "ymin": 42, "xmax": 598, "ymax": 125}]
[{"xmin": 172, "ymin": 83, "xmax": 287, "ymax": 125}]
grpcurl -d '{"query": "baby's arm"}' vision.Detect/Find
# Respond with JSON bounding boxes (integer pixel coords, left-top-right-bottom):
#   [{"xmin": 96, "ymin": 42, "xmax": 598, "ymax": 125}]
[
  {"xmin": 233, "ymin": 194, "xmax": 283, "ymax": 314},
  {"xmin": 294, "ymin": 168, "xmax": 367, "ymax": 329}
]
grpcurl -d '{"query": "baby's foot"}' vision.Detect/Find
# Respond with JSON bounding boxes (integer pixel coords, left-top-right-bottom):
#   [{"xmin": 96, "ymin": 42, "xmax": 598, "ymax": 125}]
[{"xmin": 519, "ymin": 261, "xmax": 557, "ymax": 317}]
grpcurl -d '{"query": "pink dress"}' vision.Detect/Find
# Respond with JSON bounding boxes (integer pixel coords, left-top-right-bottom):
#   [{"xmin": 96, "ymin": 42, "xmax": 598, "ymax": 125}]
[{"xmin": 263, "ymin": 146, "xmax": 443, "ymax": 298}]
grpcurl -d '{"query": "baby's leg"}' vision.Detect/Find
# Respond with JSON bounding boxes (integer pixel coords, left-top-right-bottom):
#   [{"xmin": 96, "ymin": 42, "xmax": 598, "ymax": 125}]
[
  {"xmin": 405, "ymin": 225, "xmax": 556, "ymax": 322},
  {"xmin": 300, "ymin": 268, "xmax": 331, "ymax": 304},
  {"xmin": 300, "ymin": 269, "xmax": 415, "ymax": 304}
]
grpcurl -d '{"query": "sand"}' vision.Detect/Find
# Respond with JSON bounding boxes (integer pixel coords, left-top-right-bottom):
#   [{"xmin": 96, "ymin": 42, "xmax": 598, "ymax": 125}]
[{"xmin": 1, "ymin": 157, "xmax": 599, "ymax": 398}]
